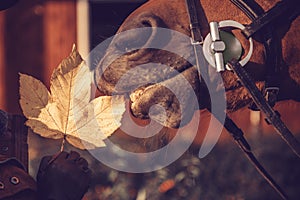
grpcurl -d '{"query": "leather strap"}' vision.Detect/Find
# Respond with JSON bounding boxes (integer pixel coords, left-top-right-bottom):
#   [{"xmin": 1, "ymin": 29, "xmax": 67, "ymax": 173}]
[
  {"xmin": 223, "ymin": 115, "xmax": 288, "ymax": 200},
  {"xmin": 242, "ymin": 0, "xmax": 300, "ymax": 39},
  {"xmin": 185, "ymin": 0, "xmax": 204, "ymax": 44},
  {"xmin": 230, "ymin": 0, "xmax": 264, "ymax": 20},
  {"xmin": 228, "ymin": 59, "xmax": 300, "ymax": 159},
  {"xmin": 230, "ymin": 0, "xmax": 291, "ymax": 109},
  {"xmin": 185, "ymin": 0, "xmax": 205, "ymax": 82}
]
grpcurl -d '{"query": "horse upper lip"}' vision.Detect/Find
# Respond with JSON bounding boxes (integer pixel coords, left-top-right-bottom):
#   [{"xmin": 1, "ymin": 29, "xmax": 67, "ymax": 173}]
[{"xmin": 97, "ymin": 62, "xmax": 195, "ymax": 96}]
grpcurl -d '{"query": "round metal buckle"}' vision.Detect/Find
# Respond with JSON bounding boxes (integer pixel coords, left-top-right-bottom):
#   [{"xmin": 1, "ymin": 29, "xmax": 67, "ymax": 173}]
[{"xmin": 203, "ymin": 20, "xmax": 253, "ymax": 72}]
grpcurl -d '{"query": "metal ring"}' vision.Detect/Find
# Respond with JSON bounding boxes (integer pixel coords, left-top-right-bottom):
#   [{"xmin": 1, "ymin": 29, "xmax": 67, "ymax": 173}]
[
  {"xmin": 203, "ymin": 20, "xmax": 253, "ymax": 70},
  {"xmin": 10, "ymin": 176, "xmax": 20, "ymax": 185},
  {"xmin": 218, "ymin": 20, "xmax": 253, "ymax": 69},
  {"xmin": 0, "ymin": 181, "xmax": 4, "ymax": 189}
]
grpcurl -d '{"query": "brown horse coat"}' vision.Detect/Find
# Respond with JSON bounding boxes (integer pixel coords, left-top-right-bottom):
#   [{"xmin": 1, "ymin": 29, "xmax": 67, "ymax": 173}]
[{"xmin": 96, "ymin": 0, "xmax": 300, "ymax": 128}]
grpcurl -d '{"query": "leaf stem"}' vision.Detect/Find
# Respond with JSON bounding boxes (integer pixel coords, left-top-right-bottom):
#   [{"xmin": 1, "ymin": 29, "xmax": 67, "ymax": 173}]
[{"xmin": 60, "ymin": 137, "xmax": 66, "ymax": 152}]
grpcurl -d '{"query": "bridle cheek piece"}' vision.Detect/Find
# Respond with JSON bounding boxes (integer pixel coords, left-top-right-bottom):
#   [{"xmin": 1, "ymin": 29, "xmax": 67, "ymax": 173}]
[{"xmin": 185, "ymin": 0, "xmax": 300, "ymax": 199}]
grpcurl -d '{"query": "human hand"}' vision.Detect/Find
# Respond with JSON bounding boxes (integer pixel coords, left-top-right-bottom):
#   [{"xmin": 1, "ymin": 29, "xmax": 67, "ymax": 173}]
[{"xmin": 37, "ymin": 151, "xmax": 91, "ymax": 200}]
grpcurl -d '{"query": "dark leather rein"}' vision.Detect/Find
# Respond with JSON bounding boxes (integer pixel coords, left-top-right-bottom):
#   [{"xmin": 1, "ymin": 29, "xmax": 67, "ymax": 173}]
[{"xmin": 185, "ymin": 0, "xmax": 300, "ymax": 199}]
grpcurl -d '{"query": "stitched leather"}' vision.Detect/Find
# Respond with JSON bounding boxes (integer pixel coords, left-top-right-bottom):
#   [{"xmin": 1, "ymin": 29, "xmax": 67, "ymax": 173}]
[
  {"xmin": 0, "ymin": 110, "xmax": 28, "ymax": 171},
  {"xmin": 0, "ymin": 163, "xmax": 37, "ymax": 200}
]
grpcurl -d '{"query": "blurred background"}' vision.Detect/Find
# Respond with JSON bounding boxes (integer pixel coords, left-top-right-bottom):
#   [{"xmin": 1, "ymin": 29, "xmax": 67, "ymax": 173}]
[
  {"xmin": 0, "ymin": 0, "xmax": 146, "ymax": 114},
  {"xmin": 1, "ymin": 0, "xmax": 300, "ymax": 199}
]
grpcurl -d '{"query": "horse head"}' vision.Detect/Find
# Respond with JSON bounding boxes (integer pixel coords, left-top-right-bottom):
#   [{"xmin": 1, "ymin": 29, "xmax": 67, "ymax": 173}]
[{"xmin": 95, "ymin": 0, "xmax": 300, "ymax": 128}]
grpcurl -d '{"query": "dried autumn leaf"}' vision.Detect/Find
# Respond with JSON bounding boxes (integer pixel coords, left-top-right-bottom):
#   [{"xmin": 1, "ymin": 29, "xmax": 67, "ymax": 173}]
[{"xmin": 19, "ymin": 45, "xmax": 125, "ymax": 149}]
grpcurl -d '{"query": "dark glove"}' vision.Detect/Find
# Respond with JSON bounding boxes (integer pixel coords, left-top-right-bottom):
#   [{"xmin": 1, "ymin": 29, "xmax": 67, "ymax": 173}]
[{"xmin": 37, "ymin": 151, "xmax": 91, "ymax": 200}]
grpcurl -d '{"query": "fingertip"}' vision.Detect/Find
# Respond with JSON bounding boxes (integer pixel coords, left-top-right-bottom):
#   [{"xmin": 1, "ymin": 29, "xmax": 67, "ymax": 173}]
[
  {"xmin": 77, "ymin": 157, "xmax": 89, "ymax": 170},
  {"xmin": 67, "ymin": 151, "xmax": 80, "ymax": 160}
]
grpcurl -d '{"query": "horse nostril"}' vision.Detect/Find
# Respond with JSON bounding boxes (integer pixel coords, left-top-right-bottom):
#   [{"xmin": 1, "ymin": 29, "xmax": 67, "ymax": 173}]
[
  {"xmin": 141, "ymin": 20, "xmax": 152, "ymax": 27},
  {"xmin": 112, "ymin": 13, "xmax": 169, "ymax": 60},
  {"xmin": 138, "ymin": 13, "xmax": 165, "ymax": 28}
]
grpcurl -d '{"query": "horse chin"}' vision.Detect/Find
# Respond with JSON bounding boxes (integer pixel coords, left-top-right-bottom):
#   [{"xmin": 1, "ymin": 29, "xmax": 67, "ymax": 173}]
[{"xmin": 129, "ymin": 82, "xmax": 183, "ymax": 128}]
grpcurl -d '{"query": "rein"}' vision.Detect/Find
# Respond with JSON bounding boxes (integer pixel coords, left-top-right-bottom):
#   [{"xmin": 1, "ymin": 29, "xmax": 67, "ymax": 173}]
[{"xmin": 185, "ymin": 0, "xmax": 300, "ymax": 199}]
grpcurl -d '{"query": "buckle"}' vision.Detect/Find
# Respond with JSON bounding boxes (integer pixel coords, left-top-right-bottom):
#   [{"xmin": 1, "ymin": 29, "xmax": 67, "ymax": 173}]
[
  {"xmin": 189, "ymin": 23, "xmax": 204, "ymax": 45},
  {"xmin": 265, "ymin": 87, "xmax": 279, "ymax": 94},
  {"xmin": 265, "ymin": 87, "xmax": 279, "ymax": 107},
  {"xmin": 190, "ymin": 37, "xmax": 203, "ymax": 45}
]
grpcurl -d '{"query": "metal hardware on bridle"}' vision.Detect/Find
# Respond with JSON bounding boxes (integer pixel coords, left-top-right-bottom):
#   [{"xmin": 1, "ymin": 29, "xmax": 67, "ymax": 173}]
[
  {"xmin": 207, "ymin": 22, "xmax": 226, "ymax": 72},
  {"xmin": 185, "ymin": 0, "xmax": 300, "ymax": 199},
  {"xmin": 202, "ymin": 20, "xmax": 253, "ymax": 72}
]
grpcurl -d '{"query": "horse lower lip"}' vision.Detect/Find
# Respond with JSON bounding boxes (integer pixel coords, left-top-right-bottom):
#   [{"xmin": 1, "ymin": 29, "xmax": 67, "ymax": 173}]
[{"xmin": 98, "ymin": 62, "xmax": 194, "ymax": 96}]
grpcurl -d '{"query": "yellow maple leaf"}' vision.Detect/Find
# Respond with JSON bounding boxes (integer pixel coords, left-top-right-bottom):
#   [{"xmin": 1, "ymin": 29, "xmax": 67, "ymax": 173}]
[{"xmin": 19, "ymin": 45, "xmax": 125, "ymax": 149}]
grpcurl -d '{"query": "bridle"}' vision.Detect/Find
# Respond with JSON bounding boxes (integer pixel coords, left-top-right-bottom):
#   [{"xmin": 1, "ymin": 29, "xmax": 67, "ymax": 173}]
[{"xmin": 185, "ymin": 0, "xmax": 300, "ymax": 199}]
